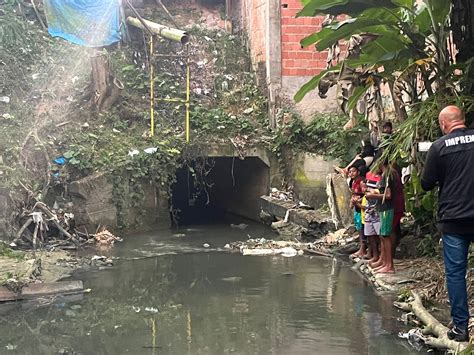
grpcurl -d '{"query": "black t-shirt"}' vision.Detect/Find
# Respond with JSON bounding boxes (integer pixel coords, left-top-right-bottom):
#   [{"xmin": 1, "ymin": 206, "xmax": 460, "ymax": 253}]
[{"xmin": 421, "ymin": 128, "xmax": 474, "ymax": 235}]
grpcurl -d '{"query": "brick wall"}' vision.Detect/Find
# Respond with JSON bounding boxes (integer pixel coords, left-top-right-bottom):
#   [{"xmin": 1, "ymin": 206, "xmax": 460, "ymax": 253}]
[{"xmin": 281, "ymin": 0, "xmax": 327, "ymax": 76}]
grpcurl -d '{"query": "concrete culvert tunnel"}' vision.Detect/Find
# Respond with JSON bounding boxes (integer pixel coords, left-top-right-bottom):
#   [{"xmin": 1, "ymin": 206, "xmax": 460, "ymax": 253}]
[{"xmin": 171, "ymin": 157, "xmax": 269, "ymax": 225}]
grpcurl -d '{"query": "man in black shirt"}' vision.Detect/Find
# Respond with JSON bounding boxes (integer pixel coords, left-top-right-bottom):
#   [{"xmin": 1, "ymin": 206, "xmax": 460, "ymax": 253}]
[{"xmin": 421, "ymin": 105, "xmax": 474, "ymax": 342}]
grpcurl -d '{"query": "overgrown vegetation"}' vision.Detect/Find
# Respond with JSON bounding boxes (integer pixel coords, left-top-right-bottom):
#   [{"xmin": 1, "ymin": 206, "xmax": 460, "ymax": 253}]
[
  {"xmin": 271, "ymin": 111, "xmax": 369, "ymax": 165},
  {"xmin": 0, "ymin": 5, "xmax": 273, "ymax": 231},
  {"xmin": 296, "ymin": 0, "xmax": 474, "ymax": 253}
]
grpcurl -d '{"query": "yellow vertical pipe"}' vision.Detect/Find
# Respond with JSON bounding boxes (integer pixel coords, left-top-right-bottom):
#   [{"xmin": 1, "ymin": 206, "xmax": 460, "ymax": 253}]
[
  {"xmin": 185, "ymin": 47, "xmax": 190, "ymax": 142},
  {"xmin": 150, "ymin": 36, "xmax": 155, "ymax": 137}
]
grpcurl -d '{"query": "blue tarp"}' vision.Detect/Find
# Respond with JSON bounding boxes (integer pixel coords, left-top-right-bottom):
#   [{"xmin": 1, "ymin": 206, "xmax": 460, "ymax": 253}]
[{"xmin": 44, "ymin": 0, "xmax": 121, "ymax": 47}]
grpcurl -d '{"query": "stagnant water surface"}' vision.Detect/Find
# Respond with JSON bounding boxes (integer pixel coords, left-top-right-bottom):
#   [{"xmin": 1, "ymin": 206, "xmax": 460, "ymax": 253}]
[{"xmin": 0, "ymin": 221, "xmax": 416, "ymax": 354}]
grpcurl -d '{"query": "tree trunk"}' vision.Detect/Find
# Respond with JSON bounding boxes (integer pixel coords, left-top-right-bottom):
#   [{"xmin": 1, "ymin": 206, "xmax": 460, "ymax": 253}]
[{"xmin": 90, "ymin": 51, "xmax": 123, "ymax": 111}]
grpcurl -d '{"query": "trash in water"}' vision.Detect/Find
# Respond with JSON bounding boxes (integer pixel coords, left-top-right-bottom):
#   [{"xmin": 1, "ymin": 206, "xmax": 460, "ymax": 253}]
[
  {"xmin": 0, "ymin": 96, "xmax": 10, "ymax": 103},
  {"xmin": 230, "ymin": 223, "xmax": 248, "ymax": 230},
  {"xmin": 221, "ymin": 276, "xmax": 242, "ymax": 282},
  {"xmin": 203, "ymin": 243, "xmax": 210, "ymax": 248},
  {"xmin": 280, "ymin": 247, "xmax": 298, "ymax": 257},
  {"xmin": 132, "ymin": 306, "xmax": 141, "ymax": 313},
  {"xmin": 5, "ymin": 344, "xmax": 17, "ymax": 351},
  {"xmin": 144, "ymin": 307, "xmax": 159, "ymax": 313}
]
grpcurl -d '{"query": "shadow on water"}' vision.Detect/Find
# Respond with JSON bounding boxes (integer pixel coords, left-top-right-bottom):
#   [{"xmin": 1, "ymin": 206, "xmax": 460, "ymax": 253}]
[{"xmin": 0, "ymin": 222, "xmax": 418, "ymax": 354}]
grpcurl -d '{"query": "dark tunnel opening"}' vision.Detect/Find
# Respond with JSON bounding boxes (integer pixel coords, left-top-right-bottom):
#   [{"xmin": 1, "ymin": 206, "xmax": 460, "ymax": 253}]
[{"xmin": 171, "ymin": 157, "xmax": 269, "ymax": 225}]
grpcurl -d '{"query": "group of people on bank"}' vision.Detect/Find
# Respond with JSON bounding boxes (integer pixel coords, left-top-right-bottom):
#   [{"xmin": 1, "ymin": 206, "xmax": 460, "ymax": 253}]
[
  {"xmin": 339, "ymin": 122, "xmax": 405, "ymax": 274},
  {"xmin": 339, "ymin": 106, "xmax": 474, "ymax": 342}
]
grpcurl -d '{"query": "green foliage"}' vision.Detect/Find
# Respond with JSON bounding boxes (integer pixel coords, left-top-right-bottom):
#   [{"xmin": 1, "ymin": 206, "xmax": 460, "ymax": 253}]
[
  {"xmin": 271, "ymin": 112, "xmax": 369, "ymax": 165},
  {"xmin": 295, "ymin": 0, "xmax": 454, "ymax": 105},
  {"xmin": 61, "ymin": 123, "xmax": 182, "ymax": 228},
  {"xmin": 0, "ymin": 242, "xmax": 25, "ymax": 261}
]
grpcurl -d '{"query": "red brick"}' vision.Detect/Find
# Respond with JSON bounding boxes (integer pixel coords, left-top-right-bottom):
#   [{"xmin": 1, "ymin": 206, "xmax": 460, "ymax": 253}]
[
  {"xmin": 295, "ymin": 68, "xmax": 307, "ymax": 76},
  {"xmin": 281, "ymin": 8, "xmax": 299, "ymax": 17},
  {"xmin": 282, "ymin": 42, "xmax": 302, "ymax": 51},
  {"xmin": 283, "ymin": 59, "xmax": 295, "ymax": 68},
  {"xmin": 282, "ymin": 68, "xmax": 292, "ymax": 76}
]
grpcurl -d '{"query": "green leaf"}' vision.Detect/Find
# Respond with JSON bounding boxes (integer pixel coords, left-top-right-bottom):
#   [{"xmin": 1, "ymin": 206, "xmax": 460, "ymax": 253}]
[
  {"xmin": 63, "ymin": 151, "xmax": 74, "ymax": 159},
  {"xmin": 69, "ymin": 157, "xmax": 80, "ymax": 165},
  {"xmin": 347, "ymin": 85, "xmax": 370, "ymax": 111},
  {"xmin": 421, "ymin": 192, "xmax": 435, "ymax": 211},
  {"xmin": 414, "ymin": 5, "xmax": 432, "ymax": 34},
  {"xmin": 298, "ymin": 0, "xmax": 396, "ymax": 17},
  {"xmin": 318, "ymin": 21, "xmax": 384, "ymax": 50},
  {"xmin": 425, "ymin": 0, "xmax": 451, "ymax": 28},
  {"xmin": 391, "ymin": 0, "xmax": 414, "ymax": 8},
  {"xmin": 294, "ymin": 65, "xmax": 341, "ymax": 103},
  {"xmin": 297, "ymin": 0, "xmax": 348, "ymax": 17}
]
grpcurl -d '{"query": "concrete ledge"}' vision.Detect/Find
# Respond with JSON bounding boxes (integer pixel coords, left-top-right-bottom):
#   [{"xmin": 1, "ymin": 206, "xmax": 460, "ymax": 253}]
[{"xmin": 260, "ymin": 195, "xmax": 335, "ymax": 234}]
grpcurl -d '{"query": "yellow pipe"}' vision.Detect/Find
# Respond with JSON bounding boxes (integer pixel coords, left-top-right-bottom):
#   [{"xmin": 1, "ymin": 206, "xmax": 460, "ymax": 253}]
[
  {"xmin": 185, "ymin": 50, "xmax": 190, "ymax": 142},
  {"xmin": 150, "ymin": 36, "xmax": 155, "ymax": 137}
]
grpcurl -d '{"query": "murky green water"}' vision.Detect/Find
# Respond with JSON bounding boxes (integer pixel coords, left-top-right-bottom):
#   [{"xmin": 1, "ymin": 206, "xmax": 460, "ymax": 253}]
[{"xmin": 0, "ymin": 222, "xmax": 416, "ymax": 354}]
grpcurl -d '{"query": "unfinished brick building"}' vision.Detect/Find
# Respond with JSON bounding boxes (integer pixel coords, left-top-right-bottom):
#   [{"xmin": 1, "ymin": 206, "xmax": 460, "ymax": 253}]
[{"xmin": 228, "ymin": 0, "xmax": 339, "ymax": 123}]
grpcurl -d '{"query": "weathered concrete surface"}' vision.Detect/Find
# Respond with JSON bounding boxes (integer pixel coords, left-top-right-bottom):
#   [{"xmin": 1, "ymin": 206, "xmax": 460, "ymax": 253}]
[
  {"xmin": 0, "ymin": 188, "xmax": 13, "ymax": 240},
  {"xmin": 0, "ymin": 281, "xmax": 83, "ymax": 302},
  {"xmin": 281, "ymin": 77, "xmax": 340, "ymax": 122},
  {"xmin": 69, "ymin": 173, "xmax": 118, "ymax": 231},
  {"xmin": 69, "ymin": 172, "xmax": 170, "ymax": 231},
  {"xmin": 260, "ymin": 196, "xmax": 335, "ymax": 236},
  {"xmin": 327, "ymin": 173, "xmax": 352, "ymax": 228},
  {"xmin": 207, "ymin": 157, "xmax": 270, "ymax": 221},
  {"xmin": 292, "ymin": 153, "xmax": 337, "ymax": 209}
]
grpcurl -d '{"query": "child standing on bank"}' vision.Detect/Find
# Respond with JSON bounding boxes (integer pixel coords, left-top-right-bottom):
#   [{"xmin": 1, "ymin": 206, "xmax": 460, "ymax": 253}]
[
  {"xmin": 352, "ymin": 180, "xmax": 368, "ymax": 258},
  {"xmin": 364, "ymin": 171, "xmax": 382, "ymax": 264},
  {"xmin": 366, "ymin": 160, "xmax": 396, "ymax": 273},
  {"xmin": 348, "ymin": 166, "xmax": 365, "ymax": 258}
]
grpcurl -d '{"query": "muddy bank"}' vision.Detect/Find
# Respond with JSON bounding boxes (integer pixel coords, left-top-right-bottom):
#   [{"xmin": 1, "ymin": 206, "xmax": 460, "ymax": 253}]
[{"xmin": 0, "ymin": 242, "xmax": 117, "ymax": 299}]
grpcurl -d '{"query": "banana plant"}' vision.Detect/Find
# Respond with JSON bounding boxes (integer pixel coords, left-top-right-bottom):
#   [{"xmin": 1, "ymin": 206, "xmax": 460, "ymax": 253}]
[{"xmin": 294, "ymin": 0, "xmax": 454, "ymax": 122}]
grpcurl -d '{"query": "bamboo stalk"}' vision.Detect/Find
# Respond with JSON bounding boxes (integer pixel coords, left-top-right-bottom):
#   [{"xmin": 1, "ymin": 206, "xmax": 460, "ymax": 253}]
[
  {"xmin": 150, "ymin": 36, "xmax": 155, "ymax": 137},
  {"xmin": 127, "ymin": 17, "xmax": 189, "ymax": 44}
]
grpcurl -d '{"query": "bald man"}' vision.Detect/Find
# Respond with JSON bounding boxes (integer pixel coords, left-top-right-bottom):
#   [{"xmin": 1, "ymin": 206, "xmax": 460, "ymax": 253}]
[{"xmin": 421, "ymin": 105, "xmax": 474, "ymax": 342}]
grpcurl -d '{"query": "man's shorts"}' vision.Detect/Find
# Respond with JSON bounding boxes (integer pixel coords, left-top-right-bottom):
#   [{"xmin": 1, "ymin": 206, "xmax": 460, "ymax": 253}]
[
  {"xmin": 354, "ymin": 211, "xmax": 362, "ymax": 231},
  {"xmin": 379, "ymin": 209, "xmax": 394, "ymax": 236},
  {"xmin": 364, "ymin": 221, "xmax": 380, "ymax": 236}
]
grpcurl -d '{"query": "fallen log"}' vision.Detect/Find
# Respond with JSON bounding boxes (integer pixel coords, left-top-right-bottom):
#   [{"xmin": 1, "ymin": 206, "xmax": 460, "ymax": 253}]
[
  {"xmin": 394, "ymin": 291, "xmax": 468, "ymax": 352},
  {"xmin": 0, "ymin": 281, "xmax": 84, "ymax": 302}
]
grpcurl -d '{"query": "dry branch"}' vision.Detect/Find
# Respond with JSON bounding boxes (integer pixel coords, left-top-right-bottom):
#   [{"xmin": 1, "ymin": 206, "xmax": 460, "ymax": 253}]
[
  {"xmin": 394, "ymin": 291, "xmax": 468, "ymax": 352},
  {"xmin": 34, "ymin": 202, "xmax": 79, "ymax": 246}
]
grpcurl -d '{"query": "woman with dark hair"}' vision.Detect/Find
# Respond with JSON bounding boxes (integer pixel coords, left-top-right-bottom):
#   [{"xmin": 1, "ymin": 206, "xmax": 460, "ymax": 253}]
[{"xmin": 336, "ymin": 139, "xmax": 375, "ymax": 177}]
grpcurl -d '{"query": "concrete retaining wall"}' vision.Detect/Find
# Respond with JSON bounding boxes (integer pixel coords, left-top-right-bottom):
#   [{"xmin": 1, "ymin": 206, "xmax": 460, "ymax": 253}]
[
  {"xmin": 69, "ymin": 173, "xmax": 170, "ymax": 232},
  {"xmin": 292, "ymin": 153, "xmax": 336, "ymax": 209}
]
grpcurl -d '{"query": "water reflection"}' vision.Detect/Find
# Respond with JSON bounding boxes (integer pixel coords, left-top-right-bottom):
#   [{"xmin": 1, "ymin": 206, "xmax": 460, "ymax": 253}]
[{"xmin": 0, "ymin": 224, "xmax": 416, "ymax": 354}]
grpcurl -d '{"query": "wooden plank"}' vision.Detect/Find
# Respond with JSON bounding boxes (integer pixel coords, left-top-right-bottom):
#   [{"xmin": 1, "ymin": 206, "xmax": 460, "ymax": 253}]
[{"xmin": 0, "ymin": 281, "xmax": 84, "ymax": 302}]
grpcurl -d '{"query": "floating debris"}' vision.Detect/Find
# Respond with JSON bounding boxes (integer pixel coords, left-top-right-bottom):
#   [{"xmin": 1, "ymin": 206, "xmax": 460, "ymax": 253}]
[{"xmin": 94, "ymin": 230, "xmax": 122, "ymax": 247}]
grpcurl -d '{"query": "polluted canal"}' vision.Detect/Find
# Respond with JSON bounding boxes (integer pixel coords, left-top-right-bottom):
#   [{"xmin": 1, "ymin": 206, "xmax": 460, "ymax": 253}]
[{"xmin": 0, "ymin": 221, "xmax": 415, "ymax": 354}]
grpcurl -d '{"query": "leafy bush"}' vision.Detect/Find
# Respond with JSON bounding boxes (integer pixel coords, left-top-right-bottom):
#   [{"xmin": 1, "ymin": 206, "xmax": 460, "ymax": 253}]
[{"xmin": 271, "ymin": 112, "xmax": 369, "ymax": 165}]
